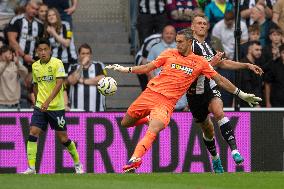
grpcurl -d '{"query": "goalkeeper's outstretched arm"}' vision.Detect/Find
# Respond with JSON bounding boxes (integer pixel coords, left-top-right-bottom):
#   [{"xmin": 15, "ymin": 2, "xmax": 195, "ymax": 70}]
[
  {"xmin": 105, "ymin": 62, "xmax": 157, "ymax": 74},
  {"xmin": 211, "ymin": 73, "xmax": 262, "ymax": 107}
]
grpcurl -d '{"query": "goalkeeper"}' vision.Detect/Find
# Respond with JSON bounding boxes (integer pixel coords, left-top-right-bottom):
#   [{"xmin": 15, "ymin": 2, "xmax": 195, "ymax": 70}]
[{"xmin": 106, "ymin": 29, "xmax": 262, "ymax": 173}]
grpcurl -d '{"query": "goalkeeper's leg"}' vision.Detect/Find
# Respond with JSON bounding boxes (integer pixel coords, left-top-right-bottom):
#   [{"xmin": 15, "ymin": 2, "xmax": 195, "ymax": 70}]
[
  {"xmin": 123, "ymin": 118, "xmax": 164, "ymax": 172},
  {"xmin": 121, "ymin": 114, "xmax": 149, "ymax": 128}
]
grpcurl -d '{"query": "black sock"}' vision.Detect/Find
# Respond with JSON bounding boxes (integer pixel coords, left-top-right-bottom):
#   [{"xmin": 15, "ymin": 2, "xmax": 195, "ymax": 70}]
[
  {"xmin": 219, "ymin": 119, "xmax": 237, "ymax": 151},
  {"xmin": 62, "ymin": 139, "xmax": 72, "ymax": 147},
  {"xmin": 203, "ymin": 136, "xmax": 217, "ymax": 157},
  {"xmin": 28, "ymin": 135, "xmax": 38, "ymax": 142}
]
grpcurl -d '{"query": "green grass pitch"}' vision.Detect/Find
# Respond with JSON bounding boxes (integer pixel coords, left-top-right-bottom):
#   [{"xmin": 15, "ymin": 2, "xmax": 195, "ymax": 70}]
[{"xmin": 1, "ymin": 172, "xmax": 283, "ymax": 189}]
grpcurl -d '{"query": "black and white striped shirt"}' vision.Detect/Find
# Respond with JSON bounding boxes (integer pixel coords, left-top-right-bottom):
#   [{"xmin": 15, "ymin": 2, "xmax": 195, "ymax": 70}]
[
  {"xmin": 7, "ymin": 14, "xmax": 43, "ymax": 58},
  {"xmin": 68, "ymin": 61, "xmax": 106, "ymax": 112},
  {"xmin": 48, "ymin": 21, "xmax": 77, "ymax": 65},
  {"xmin": 188, "ymin": 38, "xmax": 217, "ymax": 95},
  {"xmin": 139, "ymin": 0, "xmax": 167, "ymax": 14},
  {"xmin": 135, "ymin": 33, "xmax": 161, "ymax": 66}
]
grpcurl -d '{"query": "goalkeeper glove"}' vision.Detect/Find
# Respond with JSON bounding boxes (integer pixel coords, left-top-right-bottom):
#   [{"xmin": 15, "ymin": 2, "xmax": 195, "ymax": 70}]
[
  {"xmin": 105, "ymin": 64, "xmax": 132, "ymax": 73},
  {"xmin": 234, "ymin": 88, "xmax": 262, "ymax": 107}
]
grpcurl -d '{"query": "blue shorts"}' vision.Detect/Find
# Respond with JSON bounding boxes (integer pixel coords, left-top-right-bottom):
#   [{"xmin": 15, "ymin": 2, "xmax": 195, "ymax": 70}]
[{"xmin": 30, "ymin": 107, "xmax": 67, "ymax": 131}]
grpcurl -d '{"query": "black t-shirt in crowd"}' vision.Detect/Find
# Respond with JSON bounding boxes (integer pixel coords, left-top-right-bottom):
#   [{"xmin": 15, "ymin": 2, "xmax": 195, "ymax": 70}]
[
  {"xmin": 43, "ymin": 0, "xmax": 69, "ymax": 15},
  {"xmin": 264, "ymin": 58, "xmax": 284, "ymax": 107}
]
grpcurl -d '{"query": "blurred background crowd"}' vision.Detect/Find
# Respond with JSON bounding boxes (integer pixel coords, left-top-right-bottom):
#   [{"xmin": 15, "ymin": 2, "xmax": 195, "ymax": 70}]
[{"xmin": 0, "ymin": 0, "xmax": 284, "ymax": 111}]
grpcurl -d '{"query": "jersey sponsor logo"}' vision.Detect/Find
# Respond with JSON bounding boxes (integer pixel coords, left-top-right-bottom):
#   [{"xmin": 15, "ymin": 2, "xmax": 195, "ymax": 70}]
[
  {"xmin": 37, "ymin": 75, "xmax": 54, "ymax": 82},
  {"xmin": 171, "ymin": 63, "xmax": 193, "ymax": 75}
]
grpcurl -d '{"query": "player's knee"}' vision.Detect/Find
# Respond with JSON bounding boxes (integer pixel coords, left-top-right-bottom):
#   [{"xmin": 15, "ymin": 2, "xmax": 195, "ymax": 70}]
[
  {"xmin": 121, "ymin": 119, "xmax": 130, "ymax": 128},
  {"xmin": 29, "ymin": 127, "xmax": 40, "ymax": 137},
  {"xmin": 59, "ymin": 136, "xmax": 69, "ymax": 144},
  {"xmin": 212, "ymin": 108, "xmax": 224, "ymax": 121}
]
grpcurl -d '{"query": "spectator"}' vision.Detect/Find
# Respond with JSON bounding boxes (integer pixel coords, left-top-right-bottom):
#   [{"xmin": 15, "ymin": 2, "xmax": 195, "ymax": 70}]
[
  {"xmin": 135, "ymin": 33, "xmax": 162, "ymax": 91},
  {"xmin": 147, "ymin": 24, "xmax": 187, "ymax": 111},
  {"xmin": 44, "ymin": 8, "xmax": 77, "ymax": 72},
  {"xmin": 240, "ymin": 23, "xmax": 261, "ymax": 60},
  {"xmin": 212, "ymin": 11, "xmax": 248, "ymax": 60},
  {"xmin": 166, "ymin": 0, "xmax": 198, "ymax": 31},
  {"xmin": 137, "ymin": 0, "xmax": 168, "ymax": 45},
  {"xmin": 6, "ymin": 1, "xmax": 43, "ymax": 69},
  {"xmin": 196, "ymin": 0, "xmax": 211, "ymax": 11},
  {"xmin": 43, "ymin": 0, "xmax": 77, "ymax": 27},
  {"xmin": 240, "ymin": 0, "xmax": 274, "ymax": 27},
  {"xmin": 264, "ymin": 44, "xmax": 284, "ymax": 107},
  {"xmin": 263, "ymin": 27, "xmax": 283, "ymax": 64},
  {"xmin": 240, "ymin": 41, "xmax": 263, "ymax": 107},
  {"xmin": 37, "ymin": 2, "xmax": 48, "ymax": 22},
  {"xmin": 250, "ymin": 3, "xmax": 277, "ymax": 46},
  {"xmin": 68, "ymin": 43, "xmax": 106, "ymax": 112},
  {"xmin": 147, "ymin": 25, "xmax": 176, "ymax": 78},
  {"xmin": 272, "ymin": 0, "xmax": 284, "ymax": 34},
  {"xmin": 204, "ymin": 0, "xmax": 233, "ymax": 32},
  {"xmin": 0, "ymin": 45, "xmax": 28, "ymax": 109}
]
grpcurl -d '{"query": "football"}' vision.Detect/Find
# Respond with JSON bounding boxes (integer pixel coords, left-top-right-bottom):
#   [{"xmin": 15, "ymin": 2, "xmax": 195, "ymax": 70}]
[{"xmin": 97, "ymin": 77, "xmax": 117, "ymax": 96}]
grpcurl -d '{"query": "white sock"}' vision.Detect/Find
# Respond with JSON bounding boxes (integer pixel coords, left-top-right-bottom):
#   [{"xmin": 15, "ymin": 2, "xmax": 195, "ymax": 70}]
[
  {"xmin": 129, "ymin": 157, "xmax": 137, "ymax": 161},
  {"xmin": 231, "ymin": 149, "xmax": 239, "ymax": 155},
  {"xmin": 29, "ymin": 166, "xmax": 35, "ymax": 170}
]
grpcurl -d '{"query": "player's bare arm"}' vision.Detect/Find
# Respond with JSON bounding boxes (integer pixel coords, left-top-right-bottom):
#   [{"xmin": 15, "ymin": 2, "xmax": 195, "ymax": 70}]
[
  {"xmin": 211, "ymin": 73, "xmax": 262, "ymax": 107},
  {"xmin": 40, "ymin": 78, "xmax": 64, "ymax": 111},
  {"xmin": 105, "ymin": 62, "xmax": 157, "ymax": 74},
  {"xmin": 217, "ymin": 59, "xmax": 264, "ymax": 75},
  {"xmin": 33, "ymin": 83, "xmax": 38, "ymax": 104}
]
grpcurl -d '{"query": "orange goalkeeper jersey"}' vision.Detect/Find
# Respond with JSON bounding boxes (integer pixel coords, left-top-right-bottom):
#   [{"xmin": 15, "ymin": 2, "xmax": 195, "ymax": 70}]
[{"xmin": 147, "ymin": 48, "xmax": 217, "ymax": 103}]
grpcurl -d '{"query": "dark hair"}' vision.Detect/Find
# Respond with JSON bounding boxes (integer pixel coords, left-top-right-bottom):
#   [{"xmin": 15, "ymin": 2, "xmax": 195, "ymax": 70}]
[
  {"xmin": 248, "ymin": 40, "xmax": 261, "ymax": 48},
  {"xmin": 279, "ymin": 44, "xmax": 284, "ymax": 53},
  {"xmin": 248, "ymin": 24, "xmax": 260, "ymax": 33},
  {"xmin": 269, "ymin": 27, "xmax": 283, "ymax": 35},
  {"xmin": 0, "ymin": 45, "xmax": 14, "ymax": 55},
  {"xmin": 78, "ymin": 43, "xmax": 92, "ymax": 54},
  {"xmin": 35, "ymin": 38, "xmax": 50, "ymax": 48},
  {"xmin": 224, "ymin": 11, "xmax": 234, "ymax": 21},
  {"xmin": 177, "ymin": 28, "xmax": 193, "ymax": 40}
]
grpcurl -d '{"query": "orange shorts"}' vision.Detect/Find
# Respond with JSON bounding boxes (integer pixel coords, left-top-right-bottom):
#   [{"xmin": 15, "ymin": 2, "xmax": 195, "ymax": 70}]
[{"xmin": 127, "ymin": 88, "xmax": 176, "ymax": 127}]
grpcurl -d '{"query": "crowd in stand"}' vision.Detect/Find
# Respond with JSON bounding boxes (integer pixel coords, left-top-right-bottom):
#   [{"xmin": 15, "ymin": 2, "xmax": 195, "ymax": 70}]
[
  {"xmin": 131, "ymin": 0, "xmax": 284, "ymax": 108},
  {"xmin": 0, "ymin": 0, "xmax": 107, "ymax": 111}
]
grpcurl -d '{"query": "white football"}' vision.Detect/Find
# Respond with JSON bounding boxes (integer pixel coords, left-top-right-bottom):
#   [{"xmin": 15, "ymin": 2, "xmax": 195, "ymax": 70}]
[{"xmin": 97, "ymin": 77, "xmax": 117, "ymax": 96}]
